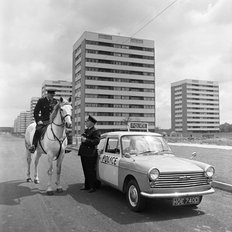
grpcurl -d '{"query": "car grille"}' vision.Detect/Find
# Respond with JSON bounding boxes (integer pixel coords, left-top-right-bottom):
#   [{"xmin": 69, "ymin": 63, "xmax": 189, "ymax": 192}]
[{"xmin": 153, "ymin": 172, "xmax": 209, "ymax": 188}]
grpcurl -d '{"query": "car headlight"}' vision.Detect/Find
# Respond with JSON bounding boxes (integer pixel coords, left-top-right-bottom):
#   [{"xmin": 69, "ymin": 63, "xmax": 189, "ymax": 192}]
[
  {"xmin": 148, "ymin": 168, "xmax": 160, "ymax": 181},
  {"xmin": 205, "ymin": 166, "xmax": 215, "ymax": 178}
]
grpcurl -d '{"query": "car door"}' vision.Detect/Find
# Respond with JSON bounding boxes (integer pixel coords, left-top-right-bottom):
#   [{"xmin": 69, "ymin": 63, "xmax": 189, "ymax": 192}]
[{"xmin": 98, "ymin": 136, "xmax": 120, "ymax": 187}]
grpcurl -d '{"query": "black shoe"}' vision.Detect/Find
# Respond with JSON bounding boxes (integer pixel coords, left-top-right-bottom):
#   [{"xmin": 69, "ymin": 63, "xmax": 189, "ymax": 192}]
[
  {"xmin": 80, "ymin": 187, "xmax": 90, "ymax": 190},
  {"xmin": 65, "ymin": 149, "xmax": 71, "ymax": 153},
  {"xmin": 29, "ymin": 145, "xmax": 35, "ymax": 153},
  {"xmin": 88, "ymin": 188, "xmax": 96, "ymax": 193}
]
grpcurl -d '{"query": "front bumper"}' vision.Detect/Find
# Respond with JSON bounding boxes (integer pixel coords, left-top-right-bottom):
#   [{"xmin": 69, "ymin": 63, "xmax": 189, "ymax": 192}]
[{"xmin": 140, "ymin": 187, "xmax": 215, "ymax": 198}]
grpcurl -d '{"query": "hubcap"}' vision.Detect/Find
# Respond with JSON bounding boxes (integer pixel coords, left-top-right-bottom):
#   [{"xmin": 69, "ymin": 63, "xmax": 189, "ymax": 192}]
[{"xmin": 128, "ymin": 185, "xmax": 138, "ymax": 207}]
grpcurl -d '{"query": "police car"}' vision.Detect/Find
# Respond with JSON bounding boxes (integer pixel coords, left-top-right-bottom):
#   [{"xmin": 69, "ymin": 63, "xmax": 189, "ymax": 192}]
[{"xmin": 96, "ymin": 131, "xmax": 215, "ymax": 212}]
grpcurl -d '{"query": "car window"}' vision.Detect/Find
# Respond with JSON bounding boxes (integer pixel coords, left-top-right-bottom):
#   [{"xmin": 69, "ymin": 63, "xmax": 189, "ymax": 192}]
[{"xmin": 105, "ymin": 138, "xmax": 120, "ymax": 154}]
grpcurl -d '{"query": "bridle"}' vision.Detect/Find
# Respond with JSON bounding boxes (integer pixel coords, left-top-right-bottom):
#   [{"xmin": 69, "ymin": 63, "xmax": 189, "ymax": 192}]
[
  {"xmin": 47, "ymin": 104, "xmax": 72, "ymax": 160},
  {"xmin": 52, "ymin": 105, "xmax": 72, "ymax": 127}
]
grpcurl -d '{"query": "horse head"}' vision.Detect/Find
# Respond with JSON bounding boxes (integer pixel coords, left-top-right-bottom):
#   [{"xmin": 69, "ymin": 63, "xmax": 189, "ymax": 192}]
[{"xmin": 59, "ymin": 97, "xmax": 72, "ymax": 128}]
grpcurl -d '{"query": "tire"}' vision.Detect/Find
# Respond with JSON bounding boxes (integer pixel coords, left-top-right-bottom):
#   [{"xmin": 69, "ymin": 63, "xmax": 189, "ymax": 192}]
[{"xmin": 126, "ymin": 179, "xmax": 146, "ymax": 212}]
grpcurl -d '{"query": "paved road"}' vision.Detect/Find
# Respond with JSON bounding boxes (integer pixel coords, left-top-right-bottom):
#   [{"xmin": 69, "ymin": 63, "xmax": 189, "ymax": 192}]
[{"xmin": 0, "ymin": 134, "xmax": 232, "ymax": 232}]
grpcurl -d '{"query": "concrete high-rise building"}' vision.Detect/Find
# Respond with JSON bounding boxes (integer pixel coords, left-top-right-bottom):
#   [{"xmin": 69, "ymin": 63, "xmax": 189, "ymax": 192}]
[
  {"xmin": 30, "ymin": 97, "xmax": 39, "ymax": 123},
  {"xmin": 171, "ymin": 79, "xmax": 220, "ymax": 134},
  {"xmin": 13, "ymin": 111, "xmax": 31, "ymax": 134},
  {"xmin": 42, "ymin": 80, "xmax": 72, "ymax": 99},
  {"xmin": 72, "ymin": 31, "xmax": 155, "ymax": 135}
]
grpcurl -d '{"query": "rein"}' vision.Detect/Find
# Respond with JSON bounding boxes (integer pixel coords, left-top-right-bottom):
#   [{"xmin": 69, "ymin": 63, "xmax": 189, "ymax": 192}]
[
  {"xmin": 40, "ymin": 106, "xmax": 71, "ymax": 160},
  {"xmin": 52, "ymin": 110, "xmax": 72, "ymax": 127}
]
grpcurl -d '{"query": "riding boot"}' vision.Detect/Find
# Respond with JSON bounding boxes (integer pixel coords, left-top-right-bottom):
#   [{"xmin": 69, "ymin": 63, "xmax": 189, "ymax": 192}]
[{"xmin": 29, "ymin": 129, "xmax": 40, "ymax": 153}]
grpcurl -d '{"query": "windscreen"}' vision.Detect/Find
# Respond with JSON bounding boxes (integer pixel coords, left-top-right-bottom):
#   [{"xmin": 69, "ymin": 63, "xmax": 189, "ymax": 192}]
[{"xmin": 121, "ymin": 135, "xmax": 171, "ymax": 155}]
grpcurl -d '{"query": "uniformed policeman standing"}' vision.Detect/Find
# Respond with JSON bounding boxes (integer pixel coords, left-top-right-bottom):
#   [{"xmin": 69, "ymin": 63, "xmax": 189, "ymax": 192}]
[
  {"xmin": 78, "ymin": 115, "xmax": 100, "ymax": 193},
  {"xmin": 29, "ymin": 89, "xmax": 57, "ymax": 153}
]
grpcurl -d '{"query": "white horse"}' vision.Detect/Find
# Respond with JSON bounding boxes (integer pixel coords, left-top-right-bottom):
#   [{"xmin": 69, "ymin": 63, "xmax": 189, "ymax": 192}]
[{"xmin": 25, "ymin": 97, "xmax": 72, "ymax": 195}]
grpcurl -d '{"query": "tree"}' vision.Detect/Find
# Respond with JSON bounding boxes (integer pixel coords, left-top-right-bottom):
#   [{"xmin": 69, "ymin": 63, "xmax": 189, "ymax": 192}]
[{"xmin": 220, "ymin": 123, "xmax": 232, "ymax": 132}]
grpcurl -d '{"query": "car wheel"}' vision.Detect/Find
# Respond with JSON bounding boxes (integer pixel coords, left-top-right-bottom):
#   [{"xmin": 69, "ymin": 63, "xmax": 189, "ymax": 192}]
[{"xmin": 126, "ymin": 179, "xmax": 146, "ymax": 212}]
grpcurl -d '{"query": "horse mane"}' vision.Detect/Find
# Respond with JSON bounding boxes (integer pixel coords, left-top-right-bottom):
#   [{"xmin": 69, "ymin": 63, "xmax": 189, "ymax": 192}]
[{"xmin": 50, "ymin": 102, "xmax": 60, "ymax": 123}]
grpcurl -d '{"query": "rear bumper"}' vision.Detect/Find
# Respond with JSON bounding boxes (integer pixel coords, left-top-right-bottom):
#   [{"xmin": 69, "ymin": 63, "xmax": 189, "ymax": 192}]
[{"xmin": 141, "ymin": 187, "xmax": 215, "ymax": 198}]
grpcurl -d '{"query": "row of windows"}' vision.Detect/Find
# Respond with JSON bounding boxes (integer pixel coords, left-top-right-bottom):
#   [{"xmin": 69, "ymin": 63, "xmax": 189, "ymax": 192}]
[
  {"xmin": 85, "ymin": 94, "xmax": 154, "ymax": 101},
  {"xmin": 86, "ymin": 49, "xmax": 154, "ymax": 60},
  {"xmin": 85, "ymin": 103, "xmax": 154, "ymax": 108},
  {"xmin": 86, "ymin": 76, "xmax": 154, "ymax": 84},
  {"xmin": 175, "ymin": 126, "xmax": 219, "ymax": 129},
  {"xmin": 187, "ymin": 102, "xmax": 219, "ymax": 106},
  {"xmin": 188, "ymin": 83, "xmax": 218, "ymax": 88},
  {"xmin": 187, "ymin": 117, "xmax": 219, "ymax": 119},
  {"xmin": 187, "ymin": 121, "xmax": 219, "ymax": 124},
  {"xmin": 174, "ymin": 116, "xmax": 220, "ymax": 120},
  {"xmin": 86, "ymin": 40, "xmax": 153, "ymax": 52},
  {"xmin": 187, "ymin": 107, "xmax": 219, "ymax": 110},
  {"xmin": 187, "ymin": 112, "xmax": 219, "ymax": 115},
  {"xmin": 187, "ymin": 88, "xmax": 218, "ymax": 93},
  {"xmin": 187, "ymin": 98, "xmax": 219, "ymax": 101},
  {"xmin": 86, "ymin": 58, "xmax": 154, "ymax": 68},
  {"xmin": 85, "ymin": 67, "xmax": 154, "ymax": 76},
  {"xmin": 86, "ymin": 85, "xmax": 154, "ymax": 92},
  {"xmin": 175, "ymin": 93, "xmax": 218, "ymax": 98},
  {"xmin": 187, "ymin": 126, "xmax": 219, "ymax": 129},
  {"xmin": 76, "ymin": 112, "xmax": 154, "ymax": 118}
]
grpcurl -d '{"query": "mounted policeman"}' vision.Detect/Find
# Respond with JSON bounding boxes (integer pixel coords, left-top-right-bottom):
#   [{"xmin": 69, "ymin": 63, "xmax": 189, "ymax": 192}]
[{"xmin": 29, "ymin": 88, "xmax": 57, "ymax": 153}]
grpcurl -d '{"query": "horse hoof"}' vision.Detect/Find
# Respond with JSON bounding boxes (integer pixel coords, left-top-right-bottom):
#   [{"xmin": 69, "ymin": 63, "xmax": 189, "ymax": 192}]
[
  {"xmin": 26, "ymin": 178, "xmax": 32, "ymax": 182},
  {"xmin": 56, "ymin": 188, "xmax": 63, "ymax": 193},
  {"xmin": 46, "ymin": 191, "xmax": 54, "ymax": 195},
  {"xmin": 34, "ymin": 179, "xmax": 40, "ymax": 184}
]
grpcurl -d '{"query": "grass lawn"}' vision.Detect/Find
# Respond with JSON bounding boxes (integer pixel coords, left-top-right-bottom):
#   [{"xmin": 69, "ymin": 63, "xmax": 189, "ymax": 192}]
[{"xmin": 169, "ymin": 144, "xmax": 232, "ymax": 185}]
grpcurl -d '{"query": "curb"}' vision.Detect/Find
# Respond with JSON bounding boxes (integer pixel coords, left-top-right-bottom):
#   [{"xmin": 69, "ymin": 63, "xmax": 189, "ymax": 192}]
[{"xmin": 212, "ymin": 181, "xmax": 232, "ymax": 193}]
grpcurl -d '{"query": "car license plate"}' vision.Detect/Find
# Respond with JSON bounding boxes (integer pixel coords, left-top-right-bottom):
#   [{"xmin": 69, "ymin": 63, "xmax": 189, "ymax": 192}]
[{"xmin": 172, "ymin": 196, "xmax": 200, "ymax": 206}]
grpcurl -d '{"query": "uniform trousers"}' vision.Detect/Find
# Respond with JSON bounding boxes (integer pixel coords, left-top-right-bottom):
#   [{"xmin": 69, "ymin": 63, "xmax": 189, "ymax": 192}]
[
  {"xmin": 80, "ymin": 156, "xmax": 97, "ymax": 189},
  {"xmin": 32, "ymin": 124, "xmax": 44, "ymax": 148}
]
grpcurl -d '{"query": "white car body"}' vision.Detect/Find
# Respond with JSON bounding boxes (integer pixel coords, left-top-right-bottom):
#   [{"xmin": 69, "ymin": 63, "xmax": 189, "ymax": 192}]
[{"xmin": 96, "ymin": 131, "xmax": 215, "ymax": 211}]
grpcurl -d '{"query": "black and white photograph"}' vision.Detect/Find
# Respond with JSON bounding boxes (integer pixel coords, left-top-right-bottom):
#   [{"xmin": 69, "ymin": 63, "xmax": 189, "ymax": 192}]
[{"xmin": 0, "ymin": 0, "xmax": 232, "ymax": 231}]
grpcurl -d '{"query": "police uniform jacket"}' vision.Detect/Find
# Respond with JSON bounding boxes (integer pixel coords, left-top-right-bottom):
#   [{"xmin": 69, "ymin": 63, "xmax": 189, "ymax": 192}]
[
  {"xmin": 34, "ymin": 97, "xmax": 57, "ymax": 124},
  {"xmin": 78, "ymin": 127, "xmax": 100, "ymax": 157}
]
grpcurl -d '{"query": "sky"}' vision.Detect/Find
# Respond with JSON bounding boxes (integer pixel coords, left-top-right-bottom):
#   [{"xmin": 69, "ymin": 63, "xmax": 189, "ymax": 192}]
[{"xmin": 0, "ymin": 0, "xmax": 231, "ymax": 129}]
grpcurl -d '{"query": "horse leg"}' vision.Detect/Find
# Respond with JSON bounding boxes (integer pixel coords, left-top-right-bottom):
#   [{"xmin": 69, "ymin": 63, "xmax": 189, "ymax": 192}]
[
  {"xmin": 26, "ymin": 150, "xmax": 32, "ymax": 182},
  {"xmin": 46, "ymin": 154, "xmax": 54, "ymax": 195},
  {"xmin": 34, "ymin": 151, "xmax": 41, "ymax": 184},
  {"xmin": 56, "ymin": 154, "xmax": 64, "ymax": 193}
]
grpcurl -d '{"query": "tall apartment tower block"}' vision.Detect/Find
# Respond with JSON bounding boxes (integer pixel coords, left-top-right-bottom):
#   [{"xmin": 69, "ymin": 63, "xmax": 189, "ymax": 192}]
[
  {"xmin": 42, "ymin": 80, "xmax": 72, "ymax": 99},
  {"xmin": 13, "ymin": 111, "xmax": 31, "ymax": 134},
  {"xmin": 171, "ymin": 79, "xmax": 220, "ymax": 134},
  {"xmin": 72, "ymin": 31, "xmax": 156, "ymax": 135}
]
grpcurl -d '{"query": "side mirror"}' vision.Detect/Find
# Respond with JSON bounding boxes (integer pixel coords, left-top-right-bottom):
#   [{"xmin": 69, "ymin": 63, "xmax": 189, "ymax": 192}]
[
  {"xmin": 124, "ymin": 153, "xmax": 135, "ymax": 162},
  {"xmin": 124, "ymin": 153, "xmax": 131, "ymax": 158},
  {"xmin": 191, "ymin": 152, "xmax": 197, "ymax": 159}
]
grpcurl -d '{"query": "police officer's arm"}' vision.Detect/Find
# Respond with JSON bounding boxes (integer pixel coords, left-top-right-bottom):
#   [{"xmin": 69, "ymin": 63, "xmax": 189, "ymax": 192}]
[
  {"xmin": 84, "ymin": 130, "xmax": 101, "ymax": 146},
  {"xmin": 34, "ymin": 99, "xmax": 42, "ymax": 124}
]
